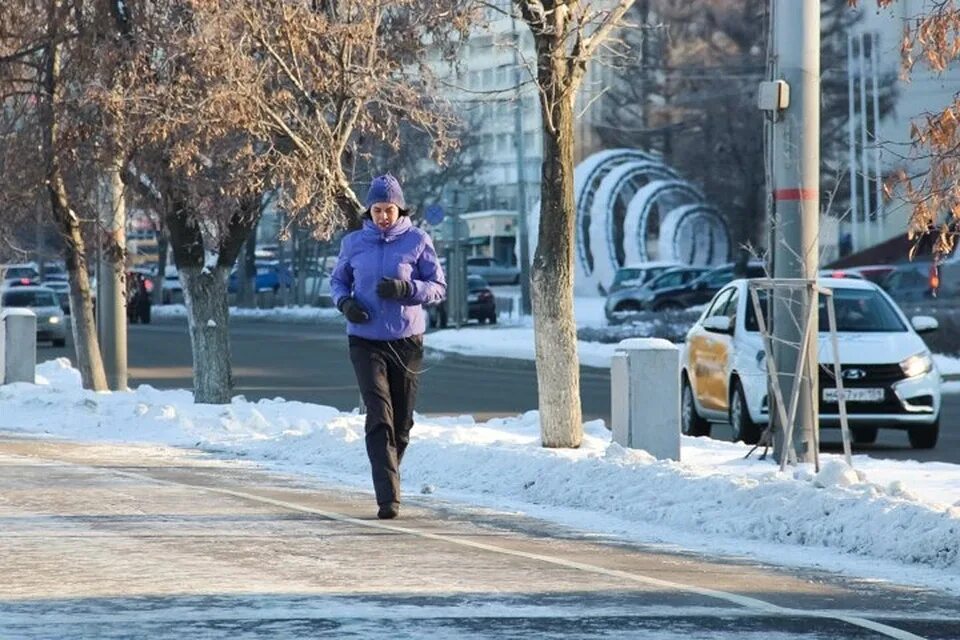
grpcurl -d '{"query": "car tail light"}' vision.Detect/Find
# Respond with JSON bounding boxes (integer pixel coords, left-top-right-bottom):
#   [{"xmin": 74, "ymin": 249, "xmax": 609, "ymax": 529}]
[
  {"xmin": 831, "ymin": 270, "xmax": 846, "ymax": 278},
  {"xmin": 19, "ymin": 278, "xmax": 31, "ymax": 285},
  {"xmin": 144, "ymin": 279, "xmax": 154, "ymax": 293},
  {"xmin": 929, "ymin": 265, "xmax": 940, "ymax": 292}
]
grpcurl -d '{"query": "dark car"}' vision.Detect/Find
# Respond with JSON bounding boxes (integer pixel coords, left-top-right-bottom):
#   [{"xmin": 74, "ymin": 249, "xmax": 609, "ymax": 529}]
[
  {"xmin": 880, "ymin": 262, "xmax": 939, "ymax": 304},
  {"xmin": 126, "ymin": 270, "xmax": 153, "ymax": 324},
  {"xmin": 605, "ymin": 266, "xmax": 709, "ymax": 321},
  {"xmin": 642, "ymin": 262, "xmax": 767, "ymax": 311},
  {"xmin": 427, "ymin": 275, "xmax": 496, "ymax": 328}
]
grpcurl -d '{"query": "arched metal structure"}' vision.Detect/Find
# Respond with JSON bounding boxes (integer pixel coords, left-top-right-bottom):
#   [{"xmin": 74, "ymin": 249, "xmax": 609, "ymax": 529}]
[{"xmin": 524, "ymin": 149, "xmax": 731, "ymax": 295}]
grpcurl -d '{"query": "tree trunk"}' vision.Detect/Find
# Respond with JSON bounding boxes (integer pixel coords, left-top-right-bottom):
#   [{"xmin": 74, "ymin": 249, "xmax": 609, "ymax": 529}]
[
  {"xmin": 154, "ymin": 223, "xmax": 168, "ymax": 304},
  {"xmin": 179, "ymin": 266, "xmax": 232, "ymax": 404},
  {"xmin": 42, "ymin": 7, "xmax": 107, "ymax": 391},
  {"xmin": 532, "ymin": 62, "xmax": 583, "ymax": 449}
]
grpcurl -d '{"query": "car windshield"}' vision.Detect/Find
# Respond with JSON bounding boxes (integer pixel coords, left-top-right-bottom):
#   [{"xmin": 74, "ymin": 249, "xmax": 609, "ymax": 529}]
[
  {"xmin": 2, "ymin": 290, "xmax": 59, "ymax": 308},
  {"xmin": 744, "ymin": 288, "xmax": 906, "ymax": 333}
]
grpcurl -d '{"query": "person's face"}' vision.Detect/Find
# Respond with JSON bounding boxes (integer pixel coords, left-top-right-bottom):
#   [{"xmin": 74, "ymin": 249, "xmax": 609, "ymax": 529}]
[{"xmin": 371, "ymin": 202, "xmax": 400, "ymax": 230}]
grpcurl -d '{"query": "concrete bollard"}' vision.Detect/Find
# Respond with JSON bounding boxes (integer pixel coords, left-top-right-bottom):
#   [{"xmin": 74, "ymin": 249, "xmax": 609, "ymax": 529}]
[
  {"xmin": 610, "ymin": 338, "xmax": 681, "ymax": 461},
  {"xmin": 0, "ymin": 308, "xmax": 37, "ymax": 385}
]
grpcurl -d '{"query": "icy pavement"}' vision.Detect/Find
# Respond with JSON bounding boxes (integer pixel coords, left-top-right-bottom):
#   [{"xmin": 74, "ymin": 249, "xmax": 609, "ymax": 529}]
[
  {"xmin": 2, "ymin": 437, "xmax": 958, "ymax": 640},
  {"xmin": 0, "ymin": 359, "xmax": 958, "ymax": 599}
]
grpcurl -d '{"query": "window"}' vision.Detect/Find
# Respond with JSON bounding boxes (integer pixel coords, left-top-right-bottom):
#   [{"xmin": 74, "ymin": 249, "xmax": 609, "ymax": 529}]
[
  {"xmin": 705, "ymin": 268, "xmax": 734, "ymax": 288},
  {"xmin": 2, "ymin": 290, "xmax": 58, "ymax": 308},
  {"xmin": 705, "ymin": 288, "xmax": 734, "ymax": 319},
  {"xmin": 743, "ymin": 288, "xmax": 905, "ymax": 333}
]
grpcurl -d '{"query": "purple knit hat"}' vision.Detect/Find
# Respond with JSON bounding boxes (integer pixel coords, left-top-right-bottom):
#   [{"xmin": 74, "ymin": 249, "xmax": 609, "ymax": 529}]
[{"xmin": 365, "ymin": 174, "xmax": 406, "ymax": 210}]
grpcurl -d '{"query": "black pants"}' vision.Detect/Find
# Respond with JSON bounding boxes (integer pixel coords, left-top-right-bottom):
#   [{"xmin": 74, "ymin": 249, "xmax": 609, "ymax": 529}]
[{"xmin": 349, "ymin": 335, "xmax": 423, "ymax": 507}]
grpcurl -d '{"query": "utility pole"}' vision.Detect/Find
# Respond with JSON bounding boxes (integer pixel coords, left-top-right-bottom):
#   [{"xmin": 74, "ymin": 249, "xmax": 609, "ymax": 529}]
[
  {"xmin": 511, "ymin": 14, "xmax": 532, "ymax": 316},
  {"xmin": 769, "ymin": 0, "xmax": 820, "ymax": 463},
  {"xmin": 97, "ymin": 163, "xmax": 128, "ymax": 391}
]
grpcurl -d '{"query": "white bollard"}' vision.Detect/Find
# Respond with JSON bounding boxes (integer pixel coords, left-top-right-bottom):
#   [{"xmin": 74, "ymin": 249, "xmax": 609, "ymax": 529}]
[
  {"xmin": 610, "ymin": 338, "xmax": 680, "ymax": 461},
  {"xmin": 0, "ymin": 308, "xmax": 37, "ymax": 385}
]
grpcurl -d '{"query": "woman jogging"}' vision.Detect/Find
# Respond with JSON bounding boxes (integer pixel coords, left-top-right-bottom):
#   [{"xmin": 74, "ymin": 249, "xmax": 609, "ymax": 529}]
[{"xmin": 330, "ymin": 174, "xmax": 446, "ymax": 519}]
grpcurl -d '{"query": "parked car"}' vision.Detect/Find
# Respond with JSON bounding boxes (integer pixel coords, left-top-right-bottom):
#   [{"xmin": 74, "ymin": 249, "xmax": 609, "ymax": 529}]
[
  {"xmin": 426, "ymin": 275, "xmax": 496, "ymax": 328},
  {"xmin": 680, "ymin": 277, "xmax": 941, "ymax": 449},
  {"xmin": 161, "ymin": 265, "xmax": 182, "ymax": 304},
  {"xmin": 228, "ymin": 260, "xmax": 294, "ymax": 294},
  {"xmin": 607, "ymin": 261, "xmax": 680, "ymax": 294},
  {"xmin": 605, "ymin": 266, "xmax": 709, "ymax": 322},
  {"xmin": 879, "ymin": 262, "xmax": 940, "ymax": 304},
  {"xmin": 1, "ymin": 263, "xmax": 40, "ymax": 290},
  {"xmin": 0, "ymin": 286, "xmax": 67, "ymax": 346},
  {"xmin": 466, "ymin": 257, "xmax": 520, "ymax": 285},
  {"xmin": 637, "ymin": 262, "xmax": 766, "ymax": 312},
  {"xmin": 126, "ymin": 270, "xmax": 153, "ymax": 324}
]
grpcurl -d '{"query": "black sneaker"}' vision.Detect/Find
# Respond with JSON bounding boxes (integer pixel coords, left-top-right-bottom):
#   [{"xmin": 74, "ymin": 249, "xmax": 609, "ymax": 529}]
[{"xmin": 377, "ymin": 503, "xmax": 400, "ymax": 520}]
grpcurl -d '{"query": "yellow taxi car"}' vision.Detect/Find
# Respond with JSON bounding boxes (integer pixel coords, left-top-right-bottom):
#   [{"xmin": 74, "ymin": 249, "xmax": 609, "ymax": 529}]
[{"xmin": 680, "ymin": 278, "xmax": 942, "ymax": 448}]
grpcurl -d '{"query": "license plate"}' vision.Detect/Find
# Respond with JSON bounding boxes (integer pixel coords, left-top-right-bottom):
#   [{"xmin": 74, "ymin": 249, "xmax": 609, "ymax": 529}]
[{"xmin": 823, "ymin": 388, "xmax": 884, "ymax": 403}]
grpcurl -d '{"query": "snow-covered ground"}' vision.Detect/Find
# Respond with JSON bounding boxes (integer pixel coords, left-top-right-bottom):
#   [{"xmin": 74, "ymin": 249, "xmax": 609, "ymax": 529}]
[
  {"xmin": 1, "ymin": 359, "xmax": 957, "ymax": 596},
  {"xmin": 153, "ymin": 304, "xmax": 341, "ymax": 323}
]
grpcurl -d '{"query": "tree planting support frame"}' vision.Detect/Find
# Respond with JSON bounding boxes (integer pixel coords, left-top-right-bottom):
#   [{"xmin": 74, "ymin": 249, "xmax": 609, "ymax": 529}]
[{"xmin": 748, "ymin": 278, "xmax": 853, "ymax": 472}]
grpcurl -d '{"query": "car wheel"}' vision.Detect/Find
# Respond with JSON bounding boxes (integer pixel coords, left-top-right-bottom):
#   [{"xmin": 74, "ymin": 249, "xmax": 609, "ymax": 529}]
[
  {"xmin": 140, "ymin": 306, "xmax": 151, "ymax": 324},
  {"xmin": 729, "ymin": 379, "xmax": 762, "ymax": 444},
  {"xmin": 681, "ymin": 375, "xmax": 711, "ymax": 437},
  {"xmin": 53, "ymin": 338, "xmax": 66, "ymax": 347},
  {"xmin": 908, "ymin": 418, "xmax": 939, "ymax": 449},
  {"xmin": 513, "ymin": 274, "xmax": 520, "ymax": 285},
  {"xmin": 850, "ymin": 426, "xmax": 878, "ymax": 444},
  {"xmin": 488, "ymin": 313, "xmax": 497, "ymax": 324}
]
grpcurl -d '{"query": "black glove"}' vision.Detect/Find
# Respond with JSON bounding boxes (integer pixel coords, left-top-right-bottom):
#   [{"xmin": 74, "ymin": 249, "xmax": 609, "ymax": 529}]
[
  {"xmin": 338, "ymin": 297, "xmax": 370, "ymax": 323},
  {"xmin": 376, "ymin": 277, "xmax": 413, "ymax": 300}
]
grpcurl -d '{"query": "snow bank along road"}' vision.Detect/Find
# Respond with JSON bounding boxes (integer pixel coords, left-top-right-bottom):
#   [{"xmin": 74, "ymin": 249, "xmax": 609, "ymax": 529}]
[
  {"xmin": 46, "ymin": 317, "xmax": 960, "ymax": 465},
  {"xmin": 2, "ymin": 436, "xmax": 958, "ymax": 640}
]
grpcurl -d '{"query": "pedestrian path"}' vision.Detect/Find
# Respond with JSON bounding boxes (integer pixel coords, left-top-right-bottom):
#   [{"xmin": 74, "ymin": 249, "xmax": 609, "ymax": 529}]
[{"xmin": 1, "ymin": 436, "xmax": 957, "ymax": 639}]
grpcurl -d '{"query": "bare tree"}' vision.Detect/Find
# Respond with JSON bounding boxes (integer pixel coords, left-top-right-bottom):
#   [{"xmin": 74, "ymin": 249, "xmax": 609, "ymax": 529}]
[
  {"xmin": 106, "ymin": 0, "xmax": 473, "ymax": 402},
  {"xmin": 0, "ymin": 0, "xmax": 121, "ymax": 390},
  {"xmin": 513, "ymin": 0, "xmax": 636, "ymax": 448}
]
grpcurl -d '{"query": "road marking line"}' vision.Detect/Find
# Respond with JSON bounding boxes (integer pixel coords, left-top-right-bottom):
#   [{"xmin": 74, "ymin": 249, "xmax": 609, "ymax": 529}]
[{"xmin": 108, "ymin": 468, "xmax": 931, "ymax": 640}]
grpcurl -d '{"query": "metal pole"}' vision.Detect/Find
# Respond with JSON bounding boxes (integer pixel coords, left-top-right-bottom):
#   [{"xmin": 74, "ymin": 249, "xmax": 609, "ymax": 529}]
[
  {"xmin": 97, "ymin": 164, "xmax": 128, "ymax": 391},
  {"xmin": 846, "ymin": 33, "xmax": 859, "ymax": 252},
  {"xmin": 870, "ymin": 31, "xmax": 884, "ymax": 242},
  {"xmin": 512, "ymin": 14, "xmax": 532, "ymax": 316},
  {"xmin": 771, "ymin": 0, "xmax": 820, "ymax": 464},
  {"xmin": 857, "ymin": 32, "xmax": 872, "ymax": 248}
]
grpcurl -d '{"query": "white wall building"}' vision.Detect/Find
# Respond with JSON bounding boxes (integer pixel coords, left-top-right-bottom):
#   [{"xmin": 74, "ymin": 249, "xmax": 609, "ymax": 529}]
[
  {"xmin": 846, "ymin": 1, "xmax": 960, "ymax": 253},
  {"xmin": 436, "ymin": 1, "xmax": 614, "ymax": 218}
]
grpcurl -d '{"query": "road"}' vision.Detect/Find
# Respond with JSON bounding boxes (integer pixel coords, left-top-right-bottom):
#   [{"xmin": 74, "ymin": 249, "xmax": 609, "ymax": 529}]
[
  {"xmin": 44, "ymin": 316, "xmax": 960, "ymax": 464},
  {"xmin": 2, "ymin": 435, "xmax": 958, "ymax": 639}
]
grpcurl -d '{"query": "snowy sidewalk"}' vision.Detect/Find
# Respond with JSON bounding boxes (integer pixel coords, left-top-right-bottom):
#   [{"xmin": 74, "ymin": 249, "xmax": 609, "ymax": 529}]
[
  {"xmin": 1, "ymin": 359, "xmax": 958, "ymax": 600},
  {"xmin": 2, "ymin": 435, "xmax": 959, "ymax": 640}
]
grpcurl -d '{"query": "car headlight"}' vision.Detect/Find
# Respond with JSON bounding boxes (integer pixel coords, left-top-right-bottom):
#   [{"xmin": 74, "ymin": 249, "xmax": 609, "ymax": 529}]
[
  {"xmin": 900, "ymin": 352, "xmax": 933, "ymax": 378},
  {"xmin": 48, "ymin": 316, "xmax": 60, "ymax": 324}
]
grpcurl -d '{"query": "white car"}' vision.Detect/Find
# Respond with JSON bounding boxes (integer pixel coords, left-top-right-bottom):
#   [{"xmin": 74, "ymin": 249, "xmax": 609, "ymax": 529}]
[{"xmin": 680, "ymin": 277, "xmax": 942, "ymax": 449}]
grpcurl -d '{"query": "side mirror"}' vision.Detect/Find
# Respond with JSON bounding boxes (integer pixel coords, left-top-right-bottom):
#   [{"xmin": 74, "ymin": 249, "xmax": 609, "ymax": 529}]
[
  {"xmin": 702, "ymin": 315, "xmax": 733, "ymax": 334},
  {"xmin": 911, "ymin": 315, "xmax": 939, "ymax": 334}
]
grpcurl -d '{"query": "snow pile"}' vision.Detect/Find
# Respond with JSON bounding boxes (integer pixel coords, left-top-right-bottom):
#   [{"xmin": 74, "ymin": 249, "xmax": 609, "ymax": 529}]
[
  {"xmin": 3, "ymin": 359, "xmax": 959, "ymax": 587},
  {"xmin": 153, "ymin": 304, "xmax": 341, "ymax": 324}
]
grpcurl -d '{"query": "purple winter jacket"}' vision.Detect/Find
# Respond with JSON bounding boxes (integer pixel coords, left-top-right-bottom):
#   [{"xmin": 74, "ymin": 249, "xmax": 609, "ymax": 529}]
[{"xmin": 330, "ymin": 217, "xmax": 446, "ymax": 341}]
